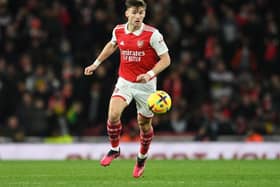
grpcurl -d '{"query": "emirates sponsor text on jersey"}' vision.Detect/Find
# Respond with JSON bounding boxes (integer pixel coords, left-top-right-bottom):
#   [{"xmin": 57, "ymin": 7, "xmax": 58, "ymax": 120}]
[{"xmin": 121, "ymin": 50, "xmax": 145, "ymax": 62}]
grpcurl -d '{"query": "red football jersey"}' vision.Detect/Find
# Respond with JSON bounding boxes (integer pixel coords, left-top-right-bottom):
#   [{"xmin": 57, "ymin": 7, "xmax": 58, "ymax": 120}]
[{"xmin": 112, "ymin": 23, "xmax": 168, "ymax": 82}]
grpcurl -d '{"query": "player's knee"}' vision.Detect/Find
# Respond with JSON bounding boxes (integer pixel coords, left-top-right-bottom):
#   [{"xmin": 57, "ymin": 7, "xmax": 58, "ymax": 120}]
[{"xmin": 108, "ymin": 110, "xmax": 121, "ymax": 123}]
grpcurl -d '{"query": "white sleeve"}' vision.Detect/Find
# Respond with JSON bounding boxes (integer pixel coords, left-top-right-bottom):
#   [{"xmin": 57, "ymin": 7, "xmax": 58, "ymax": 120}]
[
  {"xmin": 150, "ymin": 30, "xmax": 169, "ymax": 56},
  {"xmin": 110, "ymin": 27, "xmax": 117, "ymax": 45}
]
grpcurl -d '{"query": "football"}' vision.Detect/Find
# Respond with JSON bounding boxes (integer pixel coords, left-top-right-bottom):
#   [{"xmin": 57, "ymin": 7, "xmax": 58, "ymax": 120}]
[{"xmin": 147, "ymin": 90, "xmax": 172, "ymax": 114}]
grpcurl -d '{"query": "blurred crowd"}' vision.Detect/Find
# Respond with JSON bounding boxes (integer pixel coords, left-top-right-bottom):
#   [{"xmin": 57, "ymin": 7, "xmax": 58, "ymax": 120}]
[{"xmin": 0, "ymin": 0, "xmax": 280, "ymax": 142}]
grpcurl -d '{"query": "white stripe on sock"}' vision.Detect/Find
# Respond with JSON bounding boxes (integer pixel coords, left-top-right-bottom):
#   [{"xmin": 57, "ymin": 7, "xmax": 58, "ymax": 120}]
[
  {"xmin": 138, "ymin": 153, "xmax": 147, "ymax": 159},
  {"xmin": 111, "ymin": 146, "xmax": 120, "ymax": 151}
]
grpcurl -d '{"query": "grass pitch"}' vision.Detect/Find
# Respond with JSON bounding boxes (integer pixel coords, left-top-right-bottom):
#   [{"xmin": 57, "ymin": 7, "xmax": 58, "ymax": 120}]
[{"xmin": 0, "ymin": 160, "xmax": 279, "ymax": 187}]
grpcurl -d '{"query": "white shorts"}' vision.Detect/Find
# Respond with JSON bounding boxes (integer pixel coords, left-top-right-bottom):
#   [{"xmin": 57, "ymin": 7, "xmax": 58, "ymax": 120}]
[{"xmin": 112, "ymin": 77, "xmax": 157, "ymax": 118}]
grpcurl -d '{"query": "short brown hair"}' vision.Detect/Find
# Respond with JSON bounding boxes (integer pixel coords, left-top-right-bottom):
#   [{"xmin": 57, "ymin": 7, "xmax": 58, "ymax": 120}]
[{"xmin": 125, "ymin": 0, "xmax": 147, "ymax": 9}]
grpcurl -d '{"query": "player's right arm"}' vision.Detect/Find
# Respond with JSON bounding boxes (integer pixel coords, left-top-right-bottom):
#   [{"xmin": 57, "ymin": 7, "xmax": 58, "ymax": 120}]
[
  {"xmin": 84, "ymin": 42, "xmax": 118, "ymax": 76},
  {"xmin": 84, "ymin": 25, "xmax": 119, "ymax": 76}
]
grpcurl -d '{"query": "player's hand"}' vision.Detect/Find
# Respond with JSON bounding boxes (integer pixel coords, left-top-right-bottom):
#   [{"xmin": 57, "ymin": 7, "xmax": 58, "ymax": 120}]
[
  {"xmin": 136, "ymin": 73, "xmax": 151, "ymax": 83},
  {"xmin": 84, "ymin": 64, "xmax": 98, "ymax": 76}
]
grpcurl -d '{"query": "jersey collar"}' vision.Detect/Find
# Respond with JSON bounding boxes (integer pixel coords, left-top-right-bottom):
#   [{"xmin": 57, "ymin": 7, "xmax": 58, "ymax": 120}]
[{"xmin": 124, "ymin": 23, "xmax": 144, "ymax": 36}]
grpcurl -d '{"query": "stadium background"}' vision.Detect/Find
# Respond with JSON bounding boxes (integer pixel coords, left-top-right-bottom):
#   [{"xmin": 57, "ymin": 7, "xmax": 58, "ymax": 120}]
[
  {"xmin": 1, "ymin": 2, "xmax": 280, "ymax": 186},
  {"xmin": 0, "ymin": 0, "xmax": 280, "ymax": 145}
]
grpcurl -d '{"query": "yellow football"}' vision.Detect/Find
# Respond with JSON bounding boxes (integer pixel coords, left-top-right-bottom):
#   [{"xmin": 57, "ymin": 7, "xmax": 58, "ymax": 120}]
[{"xmin": 147, "ymin": 90, "xmax": 172, "ymax": 114}]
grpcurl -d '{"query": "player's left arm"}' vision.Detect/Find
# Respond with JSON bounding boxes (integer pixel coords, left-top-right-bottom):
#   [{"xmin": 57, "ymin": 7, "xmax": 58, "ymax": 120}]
[
  {"xmin": 136, "ymin": 30, "xmax": 170, "ymax": 83},
  {"xmin": 149, "ymin": 51, "xmax": 170, "ymax": 76}
]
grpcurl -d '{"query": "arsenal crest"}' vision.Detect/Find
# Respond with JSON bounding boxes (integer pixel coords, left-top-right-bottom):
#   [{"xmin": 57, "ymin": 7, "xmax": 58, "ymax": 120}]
[{"xmin": 137, "ymin": 40, "xmax": 144, "ymax": 48}]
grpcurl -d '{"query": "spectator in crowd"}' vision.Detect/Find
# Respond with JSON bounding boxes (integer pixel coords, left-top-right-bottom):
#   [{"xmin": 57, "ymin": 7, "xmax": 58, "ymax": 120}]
[
  {"xmin": 194, "ymin": 103, "xmax": 219, "ymax": 141},
  {"xmin": 245, "ymin": 128, "xmax": 264, "ymax": 142},
  {"xmin": 2, "ymin": 115, "xmax": 25, "ymax": 142}
]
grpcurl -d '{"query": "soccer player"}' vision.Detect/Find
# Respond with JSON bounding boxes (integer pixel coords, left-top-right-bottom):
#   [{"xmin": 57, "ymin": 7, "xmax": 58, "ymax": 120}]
[{"xmin": 84, "ymin": 0, "xmax": 170, "ymax": 178}]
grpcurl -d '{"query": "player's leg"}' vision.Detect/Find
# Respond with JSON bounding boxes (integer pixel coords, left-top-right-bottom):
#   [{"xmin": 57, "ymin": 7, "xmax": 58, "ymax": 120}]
[
  {"xmin": 132, "ymin": 85, "xmax": 155, "ymax": 177},
  {"xmin": 100, "ymin": 78, "xmax": 132, "ymax": 166},
  {"xmin": 138, "ymin": 114, "xmax": 154, "ymax": 158},
  {"xmin": 100, "ymin": 96, "xmax": 128, "ymax": 166},
  {"xmin": 107, "ymin": 96, "xmax": 128, "ymax": 149},
  {"xmin": 133, "ymin": 114, "xmax": 154, "ymax": 178}
]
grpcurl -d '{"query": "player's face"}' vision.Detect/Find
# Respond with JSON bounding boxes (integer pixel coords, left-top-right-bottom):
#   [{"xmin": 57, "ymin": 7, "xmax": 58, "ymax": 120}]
[{"xmin": 125, "ymin": 6, "xmax": 146, "ymax": 28}]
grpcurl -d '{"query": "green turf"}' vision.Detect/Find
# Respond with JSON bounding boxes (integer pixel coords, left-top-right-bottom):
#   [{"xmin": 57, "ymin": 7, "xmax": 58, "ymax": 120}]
[{"xmin": 0, "ymin": 160, "xmax": 279, "ymax": 187}]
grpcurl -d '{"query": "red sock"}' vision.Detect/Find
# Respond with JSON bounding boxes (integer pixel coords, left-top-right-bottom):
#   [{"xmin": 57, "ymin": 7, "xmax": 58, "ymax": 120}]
[
  {"xmin": 139, "ymin": 127, "xmax": 154, "ymax": 155},
  {"xmin": 107, "ymin": 120, "xmax": 122, "ymax": 148}
]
